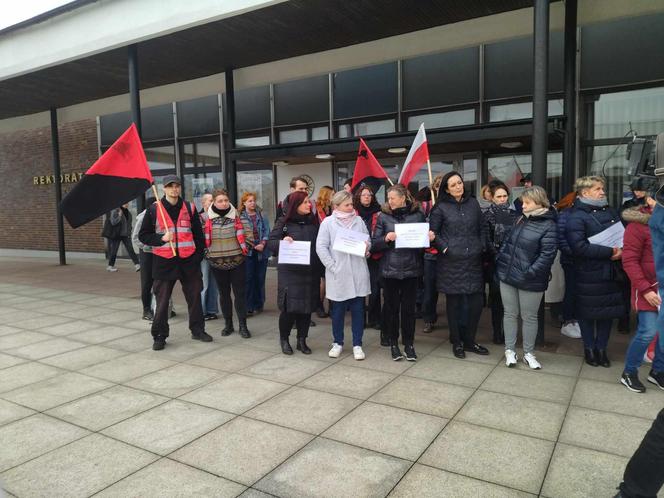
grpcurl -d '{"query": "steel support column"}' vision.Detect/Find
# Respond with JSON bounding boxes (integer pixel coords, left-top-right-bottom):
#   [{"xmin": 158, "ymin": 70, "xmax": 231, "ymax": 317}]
[
  {"xmin": 224, "ymin": 68, "xmax": 238, "ymax": 203},
  {"xmin": 562, "ymin": 0, "xmax": 577, "ymax": 194},
  {"xmin": 128, "ymin": 44, "xmax": 146, "ymax": 211},
  {"xmin": 532, "ymin": 0, "xmax": 550, "ymax": 187},
  {"xmin": 50, "ymin": 108, "xmax": 66, "ymax": 265}
]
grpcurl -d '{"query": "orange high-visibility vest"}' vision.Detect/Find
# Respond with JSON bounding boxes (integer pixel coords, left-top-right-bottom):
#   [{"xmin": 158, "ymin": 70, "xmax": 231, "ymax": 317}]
[{"xmin": 153, "ymin": 201, "xmax": 197, "ymax": 259}]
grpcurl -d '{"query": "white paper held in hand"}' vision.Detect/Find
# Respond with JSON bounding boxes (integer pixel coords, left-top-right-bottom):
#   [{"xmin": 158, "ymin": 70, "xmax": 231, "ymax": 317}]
[
  {"xmin": 394, "ymin": 222, "xmax": 430, "ymax": 249},
  {"xmin": 587, "ymin": 222, "xmax": 625, "ymax": 248},
  {"xmin": 278, "ymin": 240, "xmax": 311, "ymax": 265},
  {"xmin": 332, "ymin": 227, "xmax": 369, "ymax": 256}
]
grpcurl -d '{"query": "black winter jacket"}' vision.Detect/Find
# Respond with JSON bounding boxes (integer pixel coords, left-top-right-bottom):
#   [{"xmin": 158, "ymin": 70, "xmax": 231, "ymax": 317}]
[
  {"xmin": 371, "ymin": 202, "xmax": 425, "ymax": 280},
  {"xmin": 496, "ymin": 209, "xmax": 558, "ymax": 292},
  {"xmin": 565, "ymin": 198, "xmax": 625, "ymax": 320},
  {"xmin": 267, "ymin": 214, "xmax": 322, "ymax": 314},
  {"xmin": 430, "ymin": 190, "xmax": 488, "ymax": 294},
  {"xmin": 484, "ymin": 203, "xmax": 518, "ymax": 255}
]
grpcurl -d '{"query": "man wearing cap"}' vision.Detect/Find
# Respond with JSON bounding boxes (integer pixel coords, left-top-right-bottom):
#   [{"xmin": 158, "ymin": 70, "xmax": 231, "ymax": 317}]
[{"xmin": 139, "ymin": 175, "xmax": 212, "ymax": 350}]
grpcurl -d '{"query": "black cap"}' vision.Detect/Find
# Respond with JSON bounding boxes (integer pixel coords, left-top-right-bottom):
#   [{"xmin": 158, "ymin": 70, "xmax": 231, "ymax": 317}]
[
  {"xmin": 520, "ymin": 173, "xmax": 532, "ymax": 184},
  {"xmin": 162, "ymin": 175, "xmax": 181, "ymax": 187}
]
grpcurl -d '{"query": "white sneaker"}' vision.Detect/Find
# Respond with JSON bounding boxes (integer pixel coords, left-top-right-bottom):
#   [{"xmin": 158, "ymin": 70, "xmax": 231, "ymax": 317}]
[
  {"xmin": 134, "ymin": 264, "xmax": 141, "ymax": 272},
  {"xmin": 505, "ymin": 349, "xmax": 517, "ymax": 367},
  {"xmin": 561, "ymin": 322, "xmax": 582, "ymax": 339},
  {"xmin": 106, "ymin": 266, "xmax": 118, "ymax": 272},
  {"xmin": 353, "ymin": 346, "xmax": 365, "ymax": 360},
  {"xmin": 328, "ymin": 343, "xmax": 343, "ymax": 358},
  {"xmin": 523, "ymin": 352, "xmax": 542, "ymax": 370}
]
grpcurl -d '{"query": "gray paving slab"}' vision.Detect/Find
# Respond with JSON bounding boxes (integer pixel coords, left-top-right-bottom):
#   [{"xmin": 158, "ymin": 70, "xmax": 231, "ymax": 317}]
[
  {"xmin": 95, "ymin": 458, "xmax": 247, "ymax": 497},
  {"xmin": 140, "ymin": 338, "xmax": 222, "ymax": 362},
  {"xmin": 125, "ymin": 363, "xmax": 225, "ymax": 397},
  {"xmin": 338, "ymin": 346, "xmax": 416, "ymax": 373},
  {"xmin": 0, "ymin": 326, "xmax": 22, "ymax": 337},
  {"xmin": 480, "ymin": 367, "xmax": 577, "ymax": 404},
  {"xmin": 579, "ymin": 360, "xmax": 651, "ymax": 384},
  {"xmin": 0, "ymin": 353, "xmax": 26, "ymax": 370},
  {"xmin": 68, "ymin": 325, "xmax": 141, "ymax": 345},
  {"xmin": 5, "ymin": 315, "xmax": 74, "ymax": 330},
  {"xmin": 102, "ymin": 399, "xmax": 234, "ymax": 455},
  {"xmin": 0, "ymin": 433, "xmax": 158, "ymax": 498},
  {"xmin": 0, "ymin": 362, "xmax": 63, "ymax": 393},
  {"xmin": 171, "ymin": 416, "xmax": 313, "ymax": 486},
  {"xmin": 39, "ymin": 344, "xmax": 129, "ymax": 370},
  {"xmin": 244, "ymin": 386, "xmax": 361, "ymax": 435},
  {"xmin": 541, "ymin": 443, "xmax": 629, "ymax": 498},
  {"xmin": 0, "ymin": 331, "xmax": 52, "ymax": 350},
  {"xmin": 508, "ymin": 351, "xmax": 584, "ymax": 377},
  {"xmin": 35, "ymin": 319, "xmax": 100, "ymax": 336},
  {"xmin": 46, "ymin": 385, "xmax": 168, "ymax": 431},
  {"xmin": 59, "ymin": 306, "xmax": 114, "ymax": 319},
  {"xmin": 240, "ymin": 354, "xmax": 330, "ymax": 384},
  {"xmin": 389, "ymin": 463, "xmax": 535, "ymax": 497},
  {"xmin": 255, "ymin": 437, "xmax": 410, "ymax": 498},
  {"xmin": 456, "ymin": 390, "xmax": 568, "ymax": 441},
  {"xmin": 404, "ymin": 355, "xmax": 495, "ymax": 388},
  {"xmin": 571, "ymin": 378, "xmax": 664, "ymax": 419},
  {"xmin": 429, "ymin": 342, "xmax": 504, "ymax": 365},
  {"xmin": 102, "ymin": 333, "xmax": 152, "ymax": 352},
  {"xmin": 238, "ymin": 489, "xmax": 276, "ymax": 498},
  {"xmin": 299, "ymin": 363, "xmax": 396, "ymax": 399},
  {"xmin": 420, "ymin": 421, "xmax": 554, "ymax": 494},
  {"xmin": 369, "ymin": 376, "xmax": 474, "ymax": 419},
  {"xmin": 323, "ymin": 401, "xmax": 447, "ymax": 460},
  {"xmin": 187, "ymin": 344, "xmax": 276, "ymax": 372},
  {"xmin": 4, "ymin": 337, "xmax": 88, "ymax": 360},
  {"xmin": 180, "ymin": 373, "xmax": 290, "ymax": 414},
  {"xmin": 0, "ymin": 414, "xmax": 88, "ymax": 472},
  {"xmin": 559, "ymin": 406, "xmax": 654, "ymax": 457},
  {"xmin": 0, "ymin": 399, "xmax": 35, "ymax": 427},
  {"xmin": 80, "ymin": 352, "xmax": 177, "ymax": 382}
]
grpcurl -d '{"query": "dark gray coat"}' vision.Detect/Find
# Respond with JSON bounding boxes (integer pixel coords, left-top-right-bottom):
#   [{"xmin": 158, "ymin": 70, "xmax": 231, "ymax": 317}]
[
  {"xmin": 267, "ymin": 215, "xmax": 322, "ymax": 314},
  {"xmin": 430, "ymin": 190, "xmax": 488, "ymax": 294}
]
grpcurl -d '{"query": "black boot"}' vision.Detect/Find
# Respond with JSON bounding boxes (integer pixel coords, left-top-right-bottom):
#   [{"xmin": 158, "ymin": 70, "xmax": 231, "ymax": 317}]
[
  {"xmin": 492, "ymin": 328, "xmax": 504, "ymax": 345},
  {"xmin": 296, "ymin": 337, "xmax": 312, "ymax": 354},
  {"xmin": 380, "ymin": 330, "xmax": 390, "ymax": 347},
  {"xmin": 239, "ymin": 320, "xmax": 251, "ymax": 339},
  {"xmin": 221, "ymin": 318, "xmax": 234, "ymax": 336},
  {"xmin": 597, "ymin": 349, "xmax": 611, "ymax": 368},
  {"xmin": 584, "ymin": 348, "xmax": 598, "ymax": 367},
  {"xmin": 281, "ymin": 339, "xmax": 293, "ymax": 355}
]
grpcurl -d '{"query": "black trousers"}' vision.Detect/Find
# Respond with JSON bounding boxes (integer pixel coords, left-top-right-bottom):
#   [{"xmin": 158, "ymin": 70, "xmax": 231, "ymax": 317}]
[
  {"xmin": 139, "ymin": 251, "xmax": 153, "ymax": 312},
  {"xmin": 279, "ymin": 311, "xmax": 311, "ymax": 339},
  {"xmin": 212, "ymin": 262, "xmax": 247, "ymax": 324},
  {"xmin": 151, "ymin": 265, "xmax": 204, "ymax": 339},
  {"xmin": 366, "ymin": 258, "xmax": 382, "ymax": 325},
  {"xmin": 446, "ymin": 292, "xmax": 483, "ymax": 346},
  {"xmin": 382, "ymin": 277, "xmax": 418, "ymax": 347},
  {"xmin": 619, "ymin": 408, "xmax": 664, "ymax": 498},
  {"xmin": 489, "ymin": 279, "xmax": 504, "ymax": 339},
  {"xmin": 108, "ymin": 237, "xmax": 139, "ymax": 266}
]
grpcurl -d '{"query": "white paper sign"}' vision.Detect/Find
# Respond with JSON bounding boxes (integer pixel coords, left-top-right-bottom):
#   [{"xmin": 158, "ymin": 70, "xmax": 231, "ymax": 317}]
[
  {"xmin": 395, "ymin": 223, "xmax": 430, "ymax": 249},
  {"xmin": 278, "ymin": 240, "xmax": 311, "ymax": 265},
  {"xmin": 333, "ymin": 227, "xmax": 369, "ymax": 257},
  {"xmin": 587, "ymin": 222, "xmax": 625, "ymax": 248}
]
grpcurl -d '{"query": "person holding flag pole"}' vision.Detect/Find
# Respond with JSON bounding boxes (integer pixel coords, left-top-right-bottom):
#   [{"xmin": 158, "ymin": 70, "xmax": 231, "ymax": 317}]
[{"xmin": 398, "ymin": 123, "xmax": 435, "ymax": 202}]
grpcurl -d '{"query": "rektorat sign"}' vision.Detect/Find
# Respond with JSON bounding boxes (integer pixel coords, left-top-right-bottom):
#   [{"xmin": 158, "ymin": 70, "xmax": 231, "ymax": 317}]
[{"xmin": 33, "ymin": 172, "xmax": 84, "ymax": 185}]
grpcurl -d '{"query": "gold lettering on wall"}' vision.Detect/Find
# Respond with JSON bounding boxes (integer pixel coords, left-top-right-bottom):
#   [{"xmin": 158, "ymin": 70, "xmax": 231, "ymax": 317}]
[{"xmin": 32, "ymin": 172, "xmax": 85, "ymax": 186}]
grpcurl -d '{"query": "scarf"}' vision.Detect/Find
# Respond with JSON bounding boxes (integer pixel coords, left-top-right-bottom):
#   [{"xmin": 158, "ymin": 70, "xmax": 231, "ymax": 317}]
[
  {"xmin": 579, "ymin": 197, "xmax": 608, "ymax": 208},
  {"xmin": 523, "ymin": 207, "xmax": 549, "ymax": 218},
  {"xmin": 211, "ymin": 205, "xmax": 231, "ymax": 217},
  {"xmin": 333, "ymin": 209, "xmax": 356, "ymax": 228},
  {"xmin": 357, "ymin": 203, "xmax": 380, "ymax": 222}
]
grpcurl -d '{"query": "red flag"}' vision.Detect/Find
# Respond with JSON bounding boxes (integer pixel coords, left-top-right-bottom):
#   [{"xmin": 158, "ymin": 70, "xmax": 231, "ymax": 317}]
[
  {"xmin": 398, "ymin": 123, "xmax": 429, "ymax": 186},
  {"xmin": 61, "ymin": 124, "xmax": 153, "ymax": 228},
  {"xmin": 351, "ymin": 138, "xmax": 390, "ymax": 190}
]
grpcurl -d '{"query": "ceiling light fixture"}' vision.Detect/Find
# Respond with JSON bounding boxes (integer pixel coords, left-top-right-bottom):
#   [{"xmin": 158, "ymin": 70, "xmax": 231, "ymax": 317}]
[
  {"xmin": 500, "ymin": 141, "xmax": 523, "ymax": 149},
  {"xmin": 387, "ymin": 147, "xmax": 407, "ymax": 154},
  {"xmin": 315, "ymin": 153, "xmax": 334, "ymax": 160}
]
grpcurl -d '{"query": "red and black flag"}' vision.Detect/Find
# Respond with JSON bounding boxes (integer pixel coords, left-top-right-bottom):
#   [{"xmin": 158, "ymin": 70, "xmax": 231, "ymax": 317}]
[
  {"xmin": 61, "ymin": 124, "xmax": 153, "ymax": 228},
  {"xmin": 350, "ymin": 138, "xmax": 390, "ymax": 193}
]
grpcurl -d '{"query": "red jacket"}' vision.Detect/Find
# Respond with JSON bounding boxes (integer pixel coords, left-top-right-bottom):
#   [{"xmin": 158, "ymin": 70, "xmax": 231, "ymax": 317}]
[{"xmin": 622, "ymin": 206, "xmax": 658, "ymax": 311}]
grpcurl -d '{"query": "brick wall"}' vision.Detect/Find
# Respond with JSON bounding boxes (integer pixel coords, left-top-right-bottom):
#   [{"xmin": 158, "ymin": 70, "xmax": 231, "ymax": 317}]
[{"xmin": 0, "ymin": 119, "xmax": 105, "ymax": 253}]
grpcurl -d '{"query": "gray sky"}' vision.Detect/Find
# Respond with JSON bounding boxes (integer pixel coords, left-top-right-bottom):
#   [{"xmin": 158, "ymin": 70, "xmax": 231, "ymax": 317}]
[{"xmin": 1, "ymin": 0, "xmax": 75, "ymax": 30}]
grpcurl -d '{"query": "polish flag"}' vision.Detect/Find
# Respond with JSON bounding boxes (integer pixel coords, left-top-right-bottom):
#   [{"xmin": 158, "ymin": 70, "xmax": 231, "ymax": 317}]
[{"xmin": 398, "ymin": 123, "xmax": 429, "ymax": 187}]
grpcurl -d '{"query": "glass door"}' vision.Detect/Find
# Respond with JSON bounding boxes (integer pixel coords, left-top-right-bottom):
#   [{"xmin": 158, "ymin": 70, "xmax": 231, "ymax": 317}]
[
  {"xmin": 237, "ymin": 162, "xmax": 276, "ymax": 223},
  {"xmin": 180, "ymin": 140, "xmax": 224, "ymax": 211}
]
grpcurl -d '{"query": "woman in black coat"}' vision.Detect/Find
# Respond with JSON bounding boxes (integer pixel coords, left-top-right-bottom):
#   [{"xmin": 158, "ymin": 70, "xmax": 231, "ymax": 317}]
[
  {"xmin": 565, "ymin": 176, "xmax": 625, "ymax": 367},
  {"xmin": 354, "ymin": 185, "xmax": 382, "ymax": 330},
  {"xmin": 496, "ymin": 186, "xmax": 558, "ymax": 370},
  {"xmin": 372, "ymin": 184, "xmax": 434, "ymax": 361},
  {"xmin": 267, "ymin": 191, "xmax": 322, "ymax": 355},
  {"xmin": 430, "ymin": 172, "xmax": 489, "ymax": 359}
]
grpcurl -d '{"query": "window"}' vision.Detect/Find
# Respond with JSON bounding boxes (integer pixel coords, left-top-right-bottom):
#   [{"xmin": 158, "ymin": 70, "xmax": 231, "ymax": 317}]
[
  {"xmin": 312, "ymin": 126, "xmax": 329, "ymax": 141},
  {"xmin": 278, "ymin": 129, "xmax": 308, "ymax": 144},
  {"xmin": 237, "ymin": 166, "xmax": 276, "ymax": 224},
  {"xmin": 182, "ymin": 141, "xmax": 223, "ymax": 210},
  {"xmin": 145, "ymin": 145, "xmax": 176, "ymax": 172},
  {"xmin": 487, "ymin": 153, "xmax": 563, "ymax": 203},
  {"xmin": 589, "ymin": 87, "xmax": 664, "ymax": 140},
  {"xmin": 585, "ymin": 144, "xmax": 630, "ymax": 208},
  {"xmin": 407, "ymin": 109, "xmax": 475, "ymax": 131},
  {"xmin": 489, "ymin": 99, "xmax": 564, "ymax": 122},
  {"xmin": 235, "ymin": 135, "xmax": 270, "ymax": 147},
  {"xmin": 338, "ymin": 119, "xmax": 396, "ymax": 138}
]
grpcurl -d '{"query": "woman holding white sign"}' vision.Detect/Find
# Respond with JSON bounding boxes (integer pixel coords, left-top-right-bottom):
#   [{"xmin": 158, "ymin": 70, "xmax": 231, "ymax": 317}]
[
  {"xmin": 267, "ymin": 191, "xmax": 322, "ymax": 355},
  {"xmin": 372, "ymin": 184, "xmax": 434, "ymax": 361},
  {"xmin": 316, "ymin": 190, "xmax": 371, "ymax": 360}
]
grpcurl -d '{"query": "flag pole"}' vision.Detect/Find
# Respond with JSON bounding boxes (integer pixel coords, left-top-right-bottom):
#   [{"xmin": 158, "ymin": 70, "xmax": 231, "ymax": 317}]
[
  {"xmin": 151, "ymin": 184, "xmax": 177, "ymax": 256},
  {"xmin": 387, "ymin": 177, "xmax": 394, "ymax": 186},
  {"xmin": 426, "ymin": 159, "xmax": 436, "ymax": 204}
]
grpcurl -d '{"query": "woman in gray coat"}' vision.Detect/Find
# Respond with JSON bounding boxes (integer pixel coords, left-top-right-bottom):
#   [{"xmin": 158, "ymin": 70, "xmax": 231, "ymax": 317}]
[{"xmin": 316, "ymin": 190, "xmax": 371, "ymax": 360}]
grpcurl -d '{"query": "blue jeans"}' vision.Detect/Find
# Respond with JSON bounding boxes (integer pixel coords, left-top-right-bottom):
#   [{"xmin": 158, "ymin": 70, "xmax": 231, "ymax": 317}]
[
  {"xmin": 330, "ymin": 297, "xmax": 364, "ymax": 347},
  {"xmin": 200, "ymin": 259, "xmax": 219, "ymax": 315},
  {"xmin": 578, "ymin": 318, "xmax": 612, "ymax": 350},
  {"xmin": 624, "ymin": 311, "xmax": 664, "ymax": 374},
  {"xmin": 245, "ymin": 252, "xmax": 268, "ymax": 312}
]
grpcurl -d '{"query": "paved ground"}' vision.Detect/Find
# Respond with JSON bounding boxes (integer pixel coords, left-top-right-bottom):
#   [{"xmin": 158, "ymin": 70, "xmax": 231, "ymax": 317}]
[{"xmin": 0, "ymin": 256, "xmax": 662, "ymax": 498}]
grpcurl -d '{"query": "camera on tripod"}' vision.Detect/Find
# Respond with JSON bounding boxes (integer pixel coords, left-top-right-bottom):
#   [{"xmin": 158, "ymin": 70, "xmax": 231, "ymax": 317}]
[{"xmin": 626, "ymin": 132, "xmax": 664, "ymax": 201}]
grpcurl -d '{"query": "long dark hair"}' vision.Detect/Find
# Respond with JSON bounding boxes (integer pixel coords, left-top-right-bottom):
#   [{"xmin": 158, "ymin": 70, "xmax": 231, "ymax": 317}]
[{"xmin": 436, "ymin": 171, "xmax": 464, "ymax": 202}]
